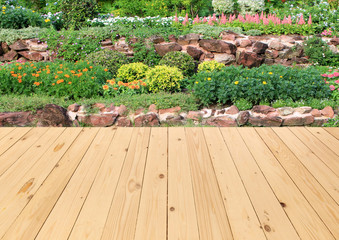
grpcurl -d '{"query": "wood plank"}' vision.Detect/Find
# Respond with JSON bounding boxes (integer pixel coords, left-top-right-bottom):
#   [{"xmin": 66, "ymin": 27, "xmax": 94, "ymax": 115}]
[
  {"xmin": 203, "ymin": 128, "xmax": 266, "ymax": 240},
  {"xmin": 185, "ymin": 128, "xmax": 233, "ymax": 240},
  {"xmin": 0, "ymin": 127, "xmax": 15, "ymax": 141},
  {"xmin": 101, "ymin": 128, "xmax": 151, "ymax": 240},
  {"xmin": 306, "ymin": 127, "xmax": 339, "ymax": 156},
  {"xmin": 324, "ymin": 127, "xmax": 339, "ymax": 140},
  {"xmin": 36, "ymin": 128, "xmax": 116, "ymax": 240},
  {"xmin": 167, "ymin": 128, "xmax": 199, "ymax": 240},
  {"xmin": 220, "ymin": 128, "xmax": 300, "ymax": 240},
  {"xmin": 239, "ymin": 128, "xmax": 335, "ymax": 240},
  {"xmin": 289, "ymin": 127, "xmax": 339, "ymax": 175},
  {"xmin": 66, "ymin": 128, "xmax": 133, "ymax": 240},
  {"xmin": 1, "ymin": 128, "xmax": 99, "ymax": 240},
  {"xmin": 272, "ymin": 128, "xmax": 339, "ymax": 203},
  {"xmin": 0, "ymin": 128, "xmax": 80, "ymax": 238},
  {"xmin": 134, "ymin": 128, "xmax": 168, "ymax": 240},
  {"xmin": 256, "ymin": 127, "xmax": 339, "ymax": 238},
  {"xmin": 0, "ymin": 127, "xmax": 32, "ymax": 158}
]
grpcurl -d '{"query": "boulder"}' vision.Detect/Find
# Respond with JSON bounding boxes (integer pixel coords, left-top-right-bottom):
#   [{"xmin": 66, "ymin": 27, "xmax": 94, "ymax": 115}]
[
  {"xmin": 27, "ymin": 41, "xmax": 48, "ymax": 52},
  {"xmin": 265, "ymin": 49, "xmax": 279, "ymax": 59},
  {"xmin": 214, "ymin": 53, "xmax": 235, "ymax": 65},
  {"xmin": 178, "ymin": 33, "xmax": 200, "ymax": 45},
  {"xmin": 37, "ymin": 104, "xmax": 72, "ymax": 127},
  {"xmin": 282, "ymin": 114, "xmax": 314, "ymax": 126},
  {"xmin": 149, "ymin": 35, "xmax": 165, "ymax": 44},
  {"xmin": 154, "ymin": 42, "xmax": 182, "ymax": 56},
  {"xmin": 311, "ymin": 109, "xmax": 322, "ymax": 117},
  {"xmin": 78, "ymin": 113, "xmax": 118, "ymax": 127},
  {"xmin": 159, "ymin": 106, "xmax": 181, "ymax": 114},
  {"xmin": 277, "ymin": 107, "xmax": 294, "ymax": 116},
  {"xmin": 237, "ymin": 111, "xmax": 250, "ymax": 126},
  {"xmin": 168, "ymin": 34, "xmax": 177, "ymax": 42},
  {"xmin": 249, "ymin": 115, "xmax": 282, "ymax": 127},
  {"xmin": 9, "ymin": 40, "xmax": 28, "ymax": 51},
  {"xmin": 116, "ymin": 105, "xmax": 128, "ymax": 116},
  {"xmin": 253, "ymin": 41, "xmax": 268, "ymax": 54},
  {"xmin": 220, "ymin": 31, "xmax": 239, "ymax": 41},
  {"xmin": 294, "ymin": 106, "xmax": 312, "ymax": 114},
  {"xmin": 0, "ymin": 112, "xmax": 35, "ymax": 127},
  {"xmin": 148, "ymin": 104, "xmax": 157, "ymax": 113},
  {"xmin": 236, "ymin": 39, "xmax": 252, "ymax": 48},
  {"xmin": 329, "ymin": 37, "xmax": 339, "ymax": 46},
  {"xmin": 116, "ymin": 117, "xmax": 132, "ymax": 127},
  {"xmin": 205, "ymin": 116, "xmax": 237, "ymax": 127},
  {"xmin": 311, "ymin": 117, "xmax": 329, "ymax": 126},
  {"xmin": 225, "ymin": 105, "xmax": 239, "ymax": 114},
  {"xmin": 186, "ymin": 46, "xmax": 203, "ymax": 60},
  {"xmin": 1, "ymin": 42, "xmax": 9, "ymax": 53},
  {"xmin": 199, "ymin": 39, "xmax": 237, "ymax": 54},
  {"xmin": 18, "ymin": 51, "xmax": 44, "ymax": 61},
  {"xmin": 280, "ymin": 35, "xmax": 296, "ymax": 44},
  {"xmin": 134, "ymin": 113, "xmax": 160, "ymax": 127},
  {"xmin": 100, "ymin": 39, "xmax": 113, "ymax": 46},
  {"xmin": 0, "ymin": 44, "xmax": 3, "ymax": 56},
  {"xmin": 187, "ymin": 111, "xmax": 204, "ymax": 121},
  {"xmin": 67, "ymin": 103, "xmax": 80, "ymax": 112},
  {"xmin": 252, "ymin": 105, "xmax": 276, "ymax": 114},
  {"xmin": 114, "ymin": 38, "xmax": 130, "ymax": 52},
  {"xmin": 279, "ymin": 44, "xmax": 303, "ymax": 59},
  {"xmin": 320, "ymin": 106, "xmax": 334, "ymax": 118},
  {"xmin": 237, "ymin": 51, "xmax": 263, "ymax": 68},
  {"xmin": 1, "ymin": 50, "xmax": 18, "ymax": 61},
  {"xmin": 268, "ymin": 40, "xmax": 285, "ymax": 51}
]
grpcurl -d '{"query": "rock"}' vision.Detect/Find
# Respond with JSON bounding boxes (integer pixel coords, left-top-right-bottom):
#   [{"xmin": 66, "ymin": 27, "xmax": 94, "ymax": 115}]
[
  {"xmin": 67, "ymin": 103, "xmax": 80, "ymax": 112},
  {"xmin": 0, "ymin": 112, "xmax": 35, "ymax": 127},
  {"xmin": 103, "ymin": 103, "xmax": 115, "ymax": 112},
  {"xmin": 199, "ymin": 39, "xmax": 237, "ymax": 54},
  {"xmin": 311, "ymin": 117, "xmax": 329, "ymax": 126},
  {"xmin": 100, "ymin": 39, "xmax": 113, "ymax": 46},
  {"xmin": 279, "ymin": 44, "xmax": 304, "ymax": 59},
  {"xmin": 154, "ymin": 42, "xmax": 182, "ymax": 56},
  {"xmin": 114, "ymin": 38, "xmax": 130, "ymax": 52},
  {"xmin": 264, "ymin": 59, "xmax": 275, "ymax": 65},
  {"xmin": 252, "ymin": 105, "xmax": 276, "ymax": 114},
  {"xmin": 237, "ymin": 51, "xmax": 263, "ymax": 68},
  {"xmin": 93, "ymin": 103, "xmax": 106, "ymax": 112},
  {"xmin": 311, "ymin": 109, "xmax": 322, "ymax": 117},
  {"xmin": 268, "ymin": 40, "xmax": 285, "ymax": 51},
  {"xmin": 1, "ymin": 50, "xmax": 18, "ymax": 61},
  {"xmin": 277, "ymin": 107, "xmax": 294, "ymax": 116},
  {"xmin": 237, "ymin": 111, "xmax": 250, "ymax": 126},
  {"xmin": 18, "ymin": 51, "xmax": 44, "ymax": 61},
  {"xmin": 116, "ymin": 117, "xmax": 132, "ymax": 127},
  {"xmin": 329, "ymin": 37, "xmax": 339, "ymax": 46},
  {"xmin": 37, "ymin": 104, "xmax": 72, "ymax": 127},
  {"xmin": 1, "ymin": 42, "xmax": 9, "ymax": 53},
  {"xmin": 178, "ymin": 33, "xmax": 200, "ymax": 45},
  {"xmin": 168, "ymin": 34, "xmax": 177, "ymax": 42},
  {"xmin": 149, "ymin": 35, "xmax": 165, "ymax": 44},
  {"xmin": 265, "ymin": 49, "xmax": 279, "ymax": 59},
  {"xmin": 134, "ymin": 108, "xmax": 145, "ymax": 116},
  {"xmin": 253, "ymin": 41, "xmax": 268, "ymax": 54},
  {"xmin": 329, "ymin": 45, "xmax": 338, "ymax": 54},
  {"xmin": 163, "ymin": 115, "xmax": 184, "ymax": 125},
  {"xmin": 134, "ymin": 113, "xmax": 160, "ymax": 127},
  {"xmin": 294, "ymin": 106, "xmax": 312, "ymax": 114},
  {"xmin": 117, "ymin": 105, "xmax": 128, "ymax": 116},
  {"xmin": 214, "ymin": 53, "xmax": 235, "ymax": 65},
  {"xmin": 206, "ymin": 116, "xmax": 237, "ymax": 127},
  {"xmin": 249, "ymin": 115, "xmax": 282, "ymax": 127},
  {"xmin": 225, "ymin": 105, "xmax": 239, "ymax": 114},
  {"xmin": 237, "ymin": 39, "xmax": 252, "ymax": 48},
  {"xmin": 187, "ymin": 111, "xmax": 203, "ymax": 121},
  {"xmin": 280, "ymin": 35, "xmax": 295, "ymax": 44},
  {"xmin": 201, "ymin": 108, "xmax": 213, "ymax": 118},
  {"xmin": 205, "ymin": 53, "xmax": 214, "ymax": 58},
  {"xmin": 221, "ymin": 33, "xmax": 236, "ymax": 41},
  {"xmin": 159, "ymin": 106, "xmax": 181, "ymax": 114},
  {"xmin": 282, "ymin": 114, "xmax": 314, "ymax": 126},
  {"xmin": 9, "ymin": 40, "xmax": 28, "ymax": 51},
  {"xmin": 148, "ymin": 104, "xmax": 157, "ymax": 113},
  {"xmin": 186, "ymin": 46, "xmax": 203, "ymax": 60},
  {"xmin": 320, "ymin": 106, "xmax": 334, "ymax": 118},
  {"xmin": 79, "ymin": 113, "xmax": 118, "ymax": 127},
  {"xmin": 28, "ymin": 41, "xmax": 48, "ymax": 52},
  {"xmin": 0, "ymin": 44, "xmax": 3, "ymax": 55},
  {"xmin": 67, "ymin": 111, "xmax": 77, "ymax": 121}
]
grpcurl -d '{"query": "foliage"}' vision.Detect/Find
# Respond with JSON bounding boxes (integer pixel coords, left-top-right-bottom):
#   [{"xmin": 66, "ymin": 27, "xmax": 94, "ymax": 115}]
[
  {"xmin": 102, "ymin": 79, "xmax": 148, "ymax": 97},
  {"xmin": 245, "ymin": 29, "xmax": 262, "ymax": 36},
  {"xmin": 117, "ymin": 62, "xmax": 149, "ymax": 83},
  {"xmin": 86, "ymin": 49, "xmax": 129, "ymax": 77},
  {"xmin": 0, "ymin": 60, "xmax": 112, "ymax": 100},
  {"xmin": 237, "ymin": 0, "xmax": 265, "ymax": 15},
  {"xmin": 0, "ymin": 26, "xmax": 44, "ymax": 44},
  {"xmin": 271, "ymin": 98, "xmax": 339, "ymax": 109},
  {"xmin": 321, "ymin": 69, "xmax": 339, "ymax": 100},
  {"xmin": 197, "ymin": 60, "xmax": 225, "ymax": 73},
  {"xmin": 59, "ymin": 0, "xmax": 98, "ymax": 30},
  {"xmin": 234, "ymin": 98, "xmax": 253, "ymax": 111},
  {"xmin": 191, "ymin": 24, "xmax": 243, "ymax": 39},
  {"xmin": 131, "ymin": 41, "xmax": 162, "ymax": 67},
  {"xmin": 189, "ymin": 65, "xmax": 331, "ymax": 106},
  {"xmin": 146, "ymin": 65, "xmax": 184, "ymax": 93},
  {"xmin": 303, "ymin": 36, "xmax": 339, "ymax": 66},
  {"xmin": 159, "ymin": 51, "xmax": 196, "ymax": 76},
  {"xmin": 323, "ymin": 115, "xmax": 339, "ymax": 127},
  {"xmin": 212, "ymin": 0, "xmax": 234, "ymax": 14}
]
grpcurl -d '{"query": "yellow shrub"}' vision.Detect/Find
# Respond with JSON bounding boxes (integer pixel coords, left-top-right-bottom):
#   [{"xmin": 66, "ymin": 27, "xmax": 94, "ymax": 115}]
[
  {"xmin": 117, "ymin": 62, "xmax": 149, "ymax": 82},
  {"xmin": 197, "ymin": 60, "xmax": 225, "ymax": 73}
]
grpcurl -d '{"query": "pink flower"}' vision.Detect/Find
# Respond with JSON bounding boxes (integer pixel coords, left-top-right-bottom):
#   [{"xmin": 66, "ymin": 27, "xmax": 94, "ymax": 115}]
[
  {"xmin": 328, "ymin": 74, "xmax": 335, "ymax": 78},
  {"xmin": 203, "ymin": 16, "xmax": 207, "ymax": 23},
  {"xmin": 298, "ymin": 14, "xmax": 305, "ymax": 25},
  {"xmin": 330, "ymin": 85, "xmax": 336, "ymax": 91},
  {"xmin": 308, "ymin": 14, "xmax": 312, "ymax": 25},
  {"xmin": 335, "ymin": 80, "xmax": 339, "ymax": 84},
  {"xmin": 333, "ymin": 72, "xmax": 339, "ymax": 77},
  {"xmin": 174, "ymin": 13, "xmax": 179, "ymax": 23},
  {"xmin": 321, "ymin": 73, "xmax": 328, "ymax": 77}
]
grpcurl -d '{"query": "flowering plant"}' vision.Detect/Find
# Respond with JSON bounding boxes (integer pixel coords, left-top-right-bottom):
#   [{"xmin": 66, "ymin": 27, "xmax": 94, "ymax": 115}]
[
  {"xmin": 102, "ymin": 79, "xmax": 148, "ymax": 97},
  {"xmin": 322, "ymin": 69, "xmax": 339, "ymax": 100}
]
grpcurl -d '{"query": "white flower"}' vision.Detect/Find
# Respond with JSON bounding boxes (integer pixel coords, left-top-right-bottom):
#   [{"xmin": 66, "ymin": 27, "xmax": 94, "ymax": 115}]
[
  {"xmin": 238, "ymin": 0, "xmax": 265, "ymax": 15},
  {"xmin": 212, "ymin": 0, "xmax": 234, "ymax": 14}
]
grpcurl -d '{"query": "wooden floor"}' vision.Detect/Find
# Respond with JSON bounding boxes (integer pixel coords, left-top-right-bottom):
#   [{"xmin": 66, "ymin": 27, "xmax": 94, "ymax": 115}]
[{"xmin": 0, "ymin": 127, "xmax": 338, "ymax": 240}]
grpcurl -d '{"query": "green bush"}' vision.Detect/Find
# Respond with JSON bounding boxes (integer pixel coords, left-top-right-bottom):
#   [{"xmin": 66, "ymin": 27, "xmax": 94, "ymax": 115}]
[
  {"xmin": 234, "ymin": 98, "xmax": 253, "ymax": 111},
  {"xmin": 190, "ymin": 65, "xmax": 331, "ymax": 106},
  {"xmin": 117, "ymin": 62, "xmax": 149, "ymax": 83},
  {"xmin": 86, "ymin": 49, "xmax": 129, "ymax": 77},
  {"xmin": 197, "ymin": 60, "xmax": 225, "ymax": 73},
  {"xmin": 0, "ymin": 26, "xmax": 44, "ymax": 45},
  {"xmin": 59, "ymin": 0, "xmax": 98, "ymax": 30},
  {"xmin": 146, "ymin": 65, "xmax": 184, "ymax": 93},
  {"xmin": 159, "ymin": 51, "xmax": 196, "ymax": 76}
]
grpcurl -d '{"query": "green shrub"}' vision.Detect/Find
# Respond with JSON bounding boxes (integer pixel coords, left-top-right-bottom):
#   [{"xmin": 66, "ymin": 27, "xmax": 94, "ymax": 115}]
[
  {"xmin": 131, "ymin": 41, "xmax": 162, "ymax": 67},
  {"xmin": 190, "ymin": 65, "xmax": 331, "ymax": 106},
  {"xmin": 59, "ymin": 0, "xmax": 98, "ymax": 29},
  {"xmin": 304, "ymin": 36, "xmax": 339, "ymax": 66},
  {"xmin": 245, "ymin": 29, "xmax": 262, "ymax": 36},
  {"xmin": 234, "ymin": 98, "xmax": 253, "ymax": 111},
  {"xmin": 197, "ymin": 60, "xmax": 225, "ymax": 73},
  {"xmin": 146, "ymin": 65, "xmax": 184, "ymax": 93},
  {"xmin": 86, "ymin": 50, "xmax": 129, "ymax": 77},
  {"xmin": 0, "ymin": 26, "xmax": 44, "ymax": 45},
  {"xmin": 191, "ymin": 25, "xmax": 243, "ymax": 39},
  {"xmin": 159, "ymin": 51, "xmax": 196, "ymax": 76},
  {"xmin": 212, "ymin": 0, "xmax": 234, "ymax": 14},
  {"xmin": 117, "ymin": 62, "xmax": 149, "ymax": 83}
]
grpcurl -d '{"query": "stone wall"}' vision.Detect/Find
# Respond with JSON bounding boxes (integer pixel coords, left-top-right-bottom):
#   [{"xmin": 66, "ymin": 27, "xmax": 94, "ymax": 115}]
[
  {"xmin": 1, "ymin": 33, "xmax": 338, "ymax": 67},
  {"xmin": 0, "ymin": 103, "xmax": 337, "ymax": 127}
]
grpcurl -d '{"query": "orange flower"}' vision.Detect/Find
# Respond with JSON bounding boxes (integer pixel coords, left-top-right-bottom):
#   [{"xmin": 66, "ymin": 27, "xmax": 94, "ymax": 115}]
[
  {"xmin": 35, "ymin": 74, "xmax": 40, "ymax": 77},
  {"xmin": 104, "ymin": 68, "xmax": 108, "ymax": 72},
  {"xmin": 33, "ymin": 67, "xmax": 36, "ymax": 69},
  {"xmin": 23, "ymin": 73, "xmax": 27, "ymax": 77},
  {"xmin": 118, "ymin": 81, "xmax": 123, "ymax": 86},
  {"xmin": 64, "ymin": 74, "xmax": 70, "ymax": 78},
  {"xmin": 57, "ymin": 71, "xmax": 63, "ymax": 74},
  {"xmin": 89, "ymin": 66, "xmax": 93, "ymax": 69},
  {"xmin": 83, "ymin": 68, "xmax": 88, "ymax": 72},
  {"xmin": 46, "ymin": 65, "xmax": 49, "ymax": 68},
  {"xmin": 59, "ymin": 64, "xmax": 63, "ymax": 67},
  {"xmin": 68, "ymin": 82, "xmax": 72, "ymax": 85},
  {"xmin": 47, "ymin": 71, "xmax": 50, "ymax": 74},
  {"xmin": 37, "ymin": 71, "xmax": 41, "ymax": 74},
  {"xmin": 78, "ymin": 69, "xmax": 81, "ymax": 72},
  {"xmin": 113, "ymin": 87, "xmax": 118, "ymax": 90},
  {"xmin": 15, "ymin": 63, "xmax": 19, "ymax": 66},
  {"xmin": 141, "ymin": 82, "xmax": 147, "ymax": 86},
  {"xmin": 18, "ymin": 75, "xmax": 22, "ymax": 79},
  {"xmin": 11, "ymin": 74, "xmax": 18, "ymax": 77},
  {"xmin": 91, "ymin": 77, "xmax": 95, "ymax": 79},
  {"xmin": 135, "ymin": 85, "xmax": 140, "ymax": 89},
  {"xmin": 71, "ymin": 70, "xmax": 75, "ymax": 74},
  {"xmin": 103, "ymin": 85, "xmax": 109, "ymax": 90},
  {"xmin": 30, "ymin": 64, "xmax": 34, "ymax": 67},
  {"xmin": 34, "ymin": 82, "xmax": 40, "ymax": 86},
  {"xmin": 56, "ymin": 79, "xmax": 64, "ymax": 84},
  {"xmin": 32, "ymin": 73, "xmax": 36, "ymax": 77},
  {"xmin": 18, "ymin": 67, "xmax": 22, "ymax": 70},
  {"xmin": 109, "ymin": 80, "xmax": 115, "ymax": 85},
  {"xmin": 10, "ymin": 71, "xmax": 14, "ymax": 74},
  {"xmin": 18, "ymin": 79, "xmax": 22, "ymax": 83},
  {"xmin": 55, "ymin": 75, "xmax": 58, "ymax": 79},
  {"xmin": 78, "ymin": 73, "xmax": 83, "ymax": 77}
]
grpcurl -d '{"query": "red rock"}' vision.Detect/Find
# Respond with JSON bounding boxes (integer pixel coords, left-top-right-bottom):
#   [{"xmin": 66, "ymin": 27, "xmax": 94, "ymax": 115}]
[
  {"xmin": 163, "ymin": 115, "xmax": 184, "ymax": 125},
  {"xmin": 28, "ymin": 41, "xmax": 48, "ymax": 52},
  {"xmin": 159, "ymin": 106, "xmax": 181, "ymax": 114},
  {"xmin": 187, "ymin": 111, "xmax": 203, "ymax": 121},
  {"xmin": 9, "ymin": 40, "xmax": 28, "ymax": 51},
  {"xmin": 280, "ymin": 35, "xmax": 295, "ymax": 44},
  {"xmin": 0, "ymin": 112, "xmax": 35, "ymax": 127},
  {"xmin": 252, "ymin": 105, "xmax": 275, "ymax": 114},
  {"xmin": 277, "ymin": 107, "xmax": 294, "ymax": 116},
  {"xmin": 253, "ymin": 41, "xmax": 268, "ymax": 54},
  {"xmin": 214, "ymin": 53, "xmax": 235, "ymax": 65},
  {"xmin": 168, "ymin": 35, "xmax": 177, "ymax": 42},
  {"xmin": 199, "ymin": 39, "xmax": 237, "ymax": 54},
  {"xmin": 329, "ymin": 37, "xmax": 339, "ymax": 46},
  {"xmin": 311, "ymin": 117, "xmax": 329, "ymax": 126},
  {"xmin": 282, "ymin": 114, "xmax": 314, "ymax": 126},
  {"xmin": 134, "ymin": 113, "xmax": 159, "ymax": 127},
  {"xmin": 268, "ymin": 40, "xmax": 285, "ymax": 51},
  {"xmin": 67, "ymin": 103, "xmax": 80, "ymax": 112},
  {"xmin": 116, "ymin": 117, "xmax": 132, "ymax": 127},
  {"xmin": 265, "ymin": 49, "xmax": 279, "ymax": 59},
  {"xmin": 103, "ymin": 103, "xmax": 115, "ymax": 112},
  {"xmin": 2, "ymin": 50, "xmax": 18, "ymax": 61},
  {"xmin": 225, "ymin": 105, "xmax": 239, "ymax": 115},
  {"xmin": 18, "ymin": 51, "xmax": 43, "ymax": 61},
  {"xmin": 93, "ymin": 103, "xmax": 106, "ymax": 112},
  {"xmin": 154, "ymin": 43, "xmax": 182, "ymax": 56},
  {"xmin": 237, "ymin": 111, "xmax": 250, "ymax": 126},
  {"xmin": 148, "ymin": 104, "xmax": 157, "ymax": 113},
  {"xmin": 320, "ymin": 106, "xmax": 334, "ymax": 118},
  {"xmin": 186, "ymin": 46, "xmax": 203, "ymax": 60},
  {"xmin": 79, "ymin": 113, "xmax": 118, "ymax": 127},
  {"xmin": 311, "ymin": 109, "xmax": 322, "ymax": 117},
  {"xmin": 206, "ymin": 116, "xmax": 237, "ymax": 127},
  {"xmin": 117, "ymin": 105, "xmax": 128, "ymax": 116},
  {"xmin": 149, "ymin": 35, "xmax": 165, "ymax": 44},
  {"xmin": 37, "ymin": 104, "xmax": 72, "ymax": 127},
  {"xmin": 134, "ymin": 108, "xmax": 145, "ymax": 116},
  {"xmin": 294, "ymin": 106, "xmax": 312, "ymax": 114},
  {"xmin": 237, "ymin": 51, "xmax": 263, "ymax": 68},
  {"xmin": 1, "ymin": 42, "xmax": 9, "ymax": 53},
  {"xmin": 221, "ymin": 33, "xmax": 236, "ymax": 41},
  {"xmin": 238, "ymin": 39, "xmax": 252, "ymax": 48},
  {"xmin": 249, "ymin": 115, "xmax": 282, "ymax": 127}
]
